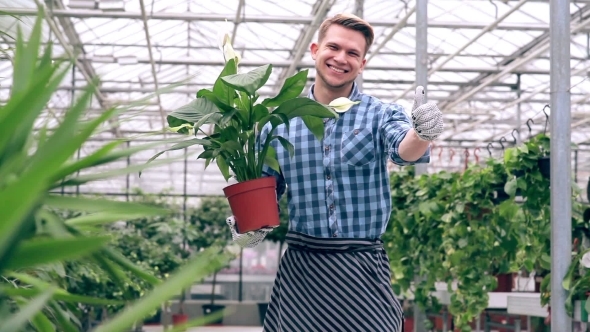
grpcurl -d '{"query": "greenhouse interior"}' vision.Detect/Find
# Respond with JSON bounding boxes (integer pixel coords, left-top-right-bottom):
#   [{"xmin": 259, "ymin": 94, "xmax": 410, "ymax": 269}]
[{"xmin": 1, "ymin": 0, "xmax": 589, "ymax": 331}]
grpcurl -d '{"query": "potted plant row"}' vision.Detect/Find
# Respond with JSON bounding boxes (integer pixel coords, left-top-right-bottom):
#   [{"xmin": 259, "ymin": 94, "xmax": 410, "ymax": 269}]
[
  {"xmin": 150, "ymin": 33, "xmax": 338, "ymax": 234},
  {"xmin": 384, "ymin": 132, "xmax": 563, "ymax": 331}
]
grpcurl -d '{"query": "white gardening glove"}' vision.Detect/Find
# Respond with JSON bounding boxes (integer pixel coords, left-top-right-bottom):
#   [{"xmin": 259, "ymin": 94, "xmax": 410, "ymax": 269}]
[
  {"xmin": 226, "ymin": 216, "xmax": 274, "ymax": 248},
  {"xmin": 411, "ymin": 86, "xmax": 444, "ymax": 141}
]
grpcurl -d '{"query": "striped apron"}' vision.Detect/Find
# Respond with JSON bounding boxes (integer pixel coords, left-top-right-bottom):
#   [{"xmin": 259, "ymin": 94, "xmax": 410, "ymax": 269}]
[{"xmin": 262, "ymin": 231, "xmax": 404, "ymax": 332}]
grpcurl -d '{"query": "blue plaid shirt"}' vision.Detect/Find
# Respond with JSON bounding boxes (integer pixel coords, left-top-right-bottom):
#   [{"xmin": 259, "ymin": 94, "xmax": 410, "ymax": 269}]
[{"xmin": 260, "ymin": 82, "xmax": 430, "ymax": 239}]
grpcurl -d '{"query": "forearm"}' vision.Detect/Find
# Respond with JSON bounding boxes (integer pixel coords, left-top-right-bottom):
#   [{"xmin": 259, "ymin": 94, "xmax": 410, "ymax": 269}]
[{"xmin": 398, "ymin": 128, "xmax": 431, "ymax": 162}]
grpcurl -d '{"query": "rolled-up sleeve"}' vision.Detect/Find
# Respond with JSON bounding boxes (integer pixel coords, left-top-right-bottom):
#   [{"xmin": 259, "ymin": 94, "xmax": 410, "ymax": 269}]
[
  {"xmin": 379, "ymin": 104, "xmax": 430, "ymax": 166},
  {"xmin": 256, "ymin": 124, "xmax": 287, "ymax": 200}
]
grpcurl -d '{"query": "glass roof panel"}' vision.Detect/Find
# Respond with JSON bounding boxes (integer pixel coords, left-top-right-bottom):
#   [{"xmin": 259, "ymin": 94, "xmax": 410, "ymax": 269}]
[{"xmin": 1, "ymin": 0, "xmax": 590, "ymax": 195}]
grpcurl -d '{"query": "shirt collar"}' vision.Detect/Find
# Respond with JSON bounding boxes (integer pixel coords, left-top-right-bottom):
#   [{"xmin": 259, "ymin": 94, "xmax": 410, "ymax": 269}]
[{"xmin": 307, "ymin": 81, "xmax": 361, "ymax": 102}]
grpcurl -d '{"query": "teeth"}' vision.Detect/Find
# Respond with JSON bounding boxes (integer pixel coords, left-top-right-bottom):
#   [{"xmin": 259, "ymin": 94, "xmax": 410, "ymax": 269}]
[{"xmin": 329, "ymin": 65, "xmax": 345, "ymax": 73}]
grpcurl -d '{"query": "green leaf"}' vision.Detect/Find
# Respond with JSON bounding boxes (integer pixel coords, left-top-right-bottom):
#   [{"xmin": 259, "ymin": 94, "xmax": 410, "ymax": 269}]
[
  {"xmin": 524, "ymin": 259, "xmax": 534, "ymax": 272},
  {"xmin": 264, "ymin": 146, "xmax": 280, "ymax": 173},
  {"xmin": 30, "ymin": 311, "xmax": 54, "ymax": 332},
  {"xmin": 261, "ymin": 69, "xmax": 309, "ymax": 107},
  {"xmin": 213, "ymin": 58, "xmax": 238, "ymax": 105},
  {"xmin": 56, "ymin": 155, "xmax": 182, "ymax": 188},
  {"xmin": 216, "ymin": 155, "xmax": 231, "ymax": 181},
  {"xmin": 197, "ymin": 88, "xmax": 236, "ymax": 113},
  {"xmin": 0, "ymin": 287, "xmax": 55, "ymax": 332},
  {"xmin": 252, "ymin": 104, "xmax": 270, "ymax": 123},
  {"xmin": 441, "ymin": 213, "xmax": 453, "ymax": 223},
  {"xmin": 145, "ymin": 137, "xmax": 212, "ymax": 166},
  {"xmin": 11, "ymin": 13, "xmax": 43, "ymax": 96},
  {"xmin": 504, "ymin": 177, "xmax": 517, "ymax": 196},
  {"xmin": 275, "ymin": 136, "xmax": 294, "ymax": 158},
  {"xmin": 301, "ymin": 115, "xmax": 326, "ymax": 141},
  {"xmin": 64, "ymin": 212, "xmax": 156, "ymax": 227},
  {"xmin": 97, "ymin": 245, "xmax": 161, "ymax": 286},
  {"xmin": 257, "ymin": 113, "xmax": 290, "ymax": 133},
  {"xmin": 1, "ymin": 287, "xmax": 124, "ymax": 306},
  {"xmin": 167, "ymin": 98, "xmax": 222, "ymax": 132},
  {"xmin": 93, "ymin": 246, "xmax": 232, "ymax": 332},
  {"xmin": 221, "ymin": 140, "xmax": 243, "ymax": 154},
  {"xmin": 4, "ymin": 236, "xmax": 110, "ymax": 271},
  {"xmin": 48, "ymin": 302, "xmax": 79, "ymax": 332},
  {"xmin": 273, "ymin": 97, "xmax": 337, "ymax": 120},
  {"xmin": 458, "ymin": 238, "xmax": 468, "ymax": 248},
  {"xmin": 44, "ymin": 195, "xmax": 170, "ymax": 216},
  {"xmin": 221, "ymin": 64, "xmax": 273, "ymax": 96}
]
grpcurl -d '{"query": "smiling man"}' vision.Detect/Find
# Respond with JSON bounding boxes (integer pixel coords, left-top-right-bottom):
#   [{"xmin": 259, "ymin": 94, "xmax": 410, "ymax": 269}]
[{"xmin": 226, "ymin": 13, "xmax": 444, "ymax": 332}]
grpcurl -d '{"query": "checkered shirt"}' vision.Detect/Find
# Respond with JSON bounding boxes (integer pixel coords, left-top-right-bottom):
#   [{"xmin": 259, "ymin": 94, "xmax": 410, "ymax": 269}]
[{"xmin": 259, "ymin": 82, "xmax": 430, "ymax": 239}]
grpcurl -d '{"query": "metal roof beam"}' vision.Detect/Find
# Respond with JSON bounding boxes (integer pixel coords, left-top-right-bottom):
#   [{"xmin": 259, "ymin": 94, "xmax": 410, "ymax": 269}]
[
  {"xmin": 138, "ymin": 0, "xmax": 166, "ymax": 130},
  {"xmin": 71, "ymin": 55, "xmax": 583, "ymax": 76},
  {"xmin": 437, "ymin": 4, "xmax": 590, "ymax": 111},
  {"xmin": 36, "ymin": 0, "xmax": 121, "ymax": 137},
  {"xmin": 437, "ymin": 6, "xmax": 590, "ymax": 140},
  {"xmin": 31, "ymin": 85, "xmax": 549, "ymax": 107},
  {"xmin": 6, "ymin": 40, "xmax": 588, "ymax": 61},
  {"xmin": 0, "ymin": 7, "xmax": 575, "ymax": 31},
  {"xmin": 467, "ymin": 61, "xmax": 590, "ymax": 143},
  {"xmin": 394, "ymin": 0, "xmax": 529, "ymax": 101},
  {"xmin": 273, "ymin": 0, "xmax": 333, "ymax": 93}
]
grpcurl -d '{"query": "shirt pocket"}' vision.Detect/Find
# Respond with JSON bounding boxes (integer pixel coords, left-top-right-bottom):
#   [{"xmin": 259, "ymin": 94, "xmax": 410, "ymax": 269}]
[{"xmin": 340, "ymin": 128, "xmax": 376, "ymax": 166}]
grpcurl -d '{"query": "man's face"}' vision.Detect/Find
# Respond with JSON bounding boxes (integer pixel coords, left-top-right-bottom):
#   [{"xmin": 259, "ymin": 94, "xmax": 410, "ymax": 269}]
[{"xmin": 310, "ymin": 24, "xmax": 367, "ymax": 90}]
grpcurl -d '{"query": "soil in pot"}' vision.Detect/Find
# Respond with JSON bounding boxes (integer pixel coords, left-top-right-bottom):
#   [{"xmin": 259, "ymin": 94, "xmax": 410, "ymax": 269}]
[{"xmin": 223, "ymin": 177, "xmax": 280, "ymax": 233}]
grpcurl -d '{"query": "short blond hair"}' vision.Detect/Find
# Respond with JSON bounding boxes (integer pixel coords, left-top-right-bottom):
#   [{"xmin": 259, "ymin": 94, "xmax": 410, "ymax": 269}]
[{"xmin": 318, "ymin": 13, "xmax": 374, "ymax": 55}]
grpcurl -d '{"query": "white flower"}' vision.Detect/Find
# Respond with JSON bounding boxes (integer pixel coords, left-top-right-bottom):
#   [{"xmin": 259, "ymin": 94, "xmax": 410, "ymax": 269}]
[
  {"xmin": 328, "ymin": 97, "xmax": 360, "ymax": 113},
  {"xmin": 217, "ymin": 31, "xmax": 241, "ymax": 64},
  {"xmin": 580, "ymin": 251, "xmax": 590, "ymax": 268}
]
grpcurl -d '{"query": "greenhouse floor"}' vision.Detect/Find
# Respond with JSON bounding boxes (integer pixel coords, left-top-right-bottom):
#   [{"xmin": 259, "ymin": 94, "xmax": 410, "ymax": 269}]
[{"xmin": 144, "ymin": 326, "xmax": 262, "ymax": 332}]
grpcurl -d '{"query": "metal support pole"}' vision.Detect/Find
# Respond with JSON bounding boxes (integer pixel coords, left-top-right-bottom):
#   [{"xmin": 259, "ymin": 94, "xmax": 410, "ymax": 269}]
[
  {"xmin": 415, "ymin": 0, "xmax": 428, "ymax": 177},
  {"xmin": 515, "ymin": 318, "xmax": 521, "ymax": 332},
  {"xmin": 355, "ymin": 0, "xmax": 364, "ymax": 89},
  {"xmin": 414, "ymin": 1, "xmax": 428, "ymax": 332},
  {"xmin": 516, "ymin": 73, "xmax": 522, "ymax": 144},
  {"xmin": 550, "ymin": 0, "xmax": 572, "ymax": 331},
  {"xmin": 574, "ymin": 150, "xmax": 579, "ymax": 183}
]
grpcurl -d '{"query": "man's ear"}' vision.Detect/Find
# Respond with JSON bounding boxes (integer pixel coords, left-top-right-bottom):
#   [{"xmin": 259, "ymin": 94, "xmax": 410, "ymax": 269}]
[
  {"xmin": 358, "ymin": 58, "xmax": 367, "ymax": 74},
  {"xmin": 310, "ymin": 42, "xmax": 319, "ymax": 60}
]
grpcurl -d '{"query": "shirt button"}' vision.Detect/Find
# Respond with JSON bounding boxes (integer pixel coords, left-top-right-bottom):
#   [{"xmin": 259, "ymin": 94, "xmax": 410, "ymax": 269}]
[
  {"xmin": 327, "ymin": 175, "xmax": 331, "ymax": 180},
  {"xmin": 354, "ymin": 129, "xmax": 359, "ymax": 135},
  {"xmin": 324, "ymin": 145, "xmax": 330, "ymax": 151},
  {"xmin": 333, "ymin": 233, "xmax": 337, "ymax": 237}
]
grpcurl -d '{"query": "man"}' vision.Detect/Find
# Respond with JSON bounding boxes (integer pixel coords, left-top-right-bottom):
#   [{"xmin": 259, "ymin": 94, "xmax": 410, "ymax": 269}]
[{"xmin": 226, "ymin": 13, "xmax": 443, "ymax": 332}]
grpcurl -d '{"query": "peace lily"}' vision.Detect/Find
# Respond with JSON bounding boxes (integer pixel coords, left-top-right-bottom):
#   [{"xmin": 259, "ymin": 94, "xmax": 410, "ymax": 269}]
[
  {"xmin": 328, "ymin": 97, "xmax": 360, "ymax": 113},
  {"xmin": 218, "ymin": 31, "xmax": 241, "ymax": 64},
  {"xmin": 580, "ymin": 251, "xmax": 590, "ymax": 268}
]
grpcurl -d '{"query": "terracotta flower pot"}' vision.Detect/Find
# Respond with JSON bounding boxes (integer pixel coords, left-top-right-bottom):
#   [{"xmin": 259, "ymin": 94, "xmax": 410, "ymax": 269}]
[
  {"xmin": 172, "ymin": 313, "xmax": 188, "ymax": 325},
  {"xmin": 223, "ymin": 176, "xmax": 280, "ymax": 233}
]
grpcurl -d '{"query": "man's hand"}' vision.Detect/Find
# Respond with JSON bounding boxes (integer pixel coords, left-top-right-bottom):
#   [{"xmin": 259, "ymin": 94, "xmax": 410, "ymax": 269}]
[
  {"xmin": 226, "ymin": 216, "xmax": 274, "ymax": 248},
  {"xmin": 411, "ymin": 86, "xmax": 444, "ymax": 141}
]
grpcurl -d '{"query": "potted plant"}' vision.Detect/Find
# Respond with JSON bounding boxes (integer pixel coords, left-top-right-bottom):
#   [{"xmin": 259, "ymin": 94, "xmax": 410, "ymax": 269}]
[{"xmin": 150, "ymin": 33, "xmax": 338, "ymax": 234}]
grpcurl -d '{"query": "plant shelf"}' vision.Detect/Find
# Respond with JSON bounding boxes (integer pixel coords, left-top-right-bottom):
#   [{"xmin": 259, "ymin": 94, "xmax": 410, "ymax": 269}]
[{"xmin": 506, "ymin": 294, "xmax": 546, "ymax": 317}]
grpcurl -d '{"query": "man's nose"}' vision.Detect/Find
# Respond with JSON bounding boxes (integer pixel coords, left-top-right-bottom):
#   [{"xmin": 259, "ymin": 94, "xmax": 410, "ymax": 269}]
[{"xmin": 333, "ymin": 51, "xmax": 346, "ymax": 63}]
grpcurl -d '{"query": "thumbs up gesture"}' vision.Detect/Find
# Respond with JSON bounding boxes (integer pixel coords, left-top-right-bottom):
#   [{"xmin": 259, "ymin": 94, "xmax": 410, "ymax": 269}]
[{"xmin": 411, "ymin": 86, "xmax": 444, "ymax": 141}]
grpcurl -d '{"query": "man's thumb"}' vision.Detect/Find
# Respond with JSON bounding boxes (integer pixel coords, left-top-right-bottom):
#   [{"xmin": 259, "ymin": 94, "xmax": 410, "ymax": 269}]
[{"xmin": 412, "ymin": 86, "xmax": 425, "ymax": 112}]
